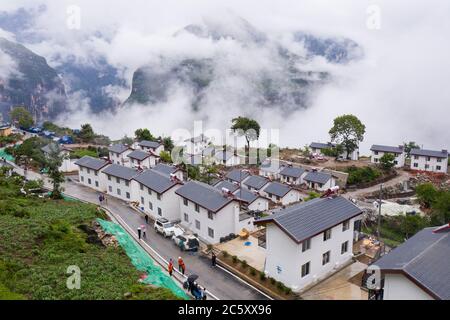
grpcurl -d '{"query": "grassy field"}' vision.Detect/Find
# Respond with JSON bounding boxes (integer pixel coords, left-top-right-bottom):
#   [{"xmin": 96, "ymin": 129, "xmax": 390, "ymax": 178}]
[{"xmin": 0, "ymin": 172, "xmax": 179, "ymax": 300}]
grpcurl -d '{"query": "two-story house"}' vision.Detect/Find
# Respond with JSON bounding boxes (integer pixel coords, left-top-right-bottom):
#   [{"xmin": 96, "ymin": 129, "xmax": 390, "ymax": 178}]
[
  {"xmin": 254, "ymin": 196, "xmax": 363, "ymax": 292},
  {"xmin": 41, "ymin": 143, "xmax": 77, "ymax": 172},
  {"xmin": 183, "ymin": 134, "xmax": 210, "ymax": 155},
  {"xmin": 102, "ymin": 164, "xmax": 140, "ymax": 201},
  {"xmin": 108, "ymin": 144, "xmax": 133, "ymax": 165},
  {"xmin": 75, "ymin": 156, "xmax": 110, "ymax": 191},
  {"xmin": 127, "ymin": 149, "xmax": 158, "ymax": 169},
  {"xmin": 410, "ymin": 149, "xmax": 448, "ymax": 173},
  {"xmin": 370, "ymin": 145, "xmax": 405, "ymax": 168},
  {"xmin": 138, "ymin": 140, "xmax": 164, "ymax": 156},
  {"xmin": 214, "ymin": 180, "xmax": 269, "ymax": 211},
  {"xmin": 152, "ymin": 163, "xmax": 184, "ymax": 181}
]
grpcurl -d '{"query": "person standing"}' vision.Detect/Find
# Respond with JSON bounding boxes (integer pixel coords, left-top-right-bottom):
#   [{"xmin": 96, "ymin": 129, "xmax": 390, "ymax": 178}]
[
  {"xmin": 211, "ymin": 251, "xmax": 216, "ymax": 267},
  {"xmin": 178, "ymin": 257, "xmax": 186, "ymax": 275},
  {"xmin": 144, "ymin": 214, "xmax": 149, "ymax": 224},
  {"xmin": 168, "ymin": 259, "xmax": 174, "ymax": 277},
  {"xmin": 141, "ymin": 224, "xmax": 146, "ymax": 238},
  {"xmin": 137, "ymin": 226, "xmax": 142, "ymax": 240}
]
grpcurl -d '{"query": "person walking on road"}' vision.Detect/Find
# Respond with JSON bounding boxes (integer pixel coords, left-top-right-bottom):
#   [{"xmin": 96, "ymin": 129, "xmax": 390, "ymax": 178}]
[
  {"xmin": 137, "ymin": 226, "xmax": 142, "ymax": 240},
  {"xmin": 98, "ymin": 194, "xmax": 103, "ymax": 205},
  {"xmin": 144, "ymin": 214, "xmax": 149, "ymax": 224},
  {"xmin": 168, "ymin": 259, "xmax": 174, "ymax": 277},
  {"xmin": 141, "ymin": 224, "xmax": 146, "ymax": 238},
  {"xmin": 211, "ymin": 251, "xmax": 216, "ymax": 267},
  {"xmin": 178, "ymin": 257, "xmax": 186, "ymax": 275}
]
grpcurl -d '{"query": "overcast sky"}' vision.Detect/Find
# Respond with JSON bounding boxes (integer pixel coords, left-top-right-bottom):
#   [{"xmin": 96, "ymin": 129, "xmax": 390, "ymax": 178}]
[{"xmin": 1, "ymin": 0, "xmax": 449, "ymax": 153}]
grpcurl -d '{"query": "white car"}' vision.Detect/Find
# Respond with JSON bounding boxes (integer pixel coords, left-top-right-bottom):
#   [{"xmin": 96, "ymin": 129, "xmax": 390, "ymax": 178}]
[{"xmin": 154, "ymin": 218, "xmax": 179, "ymax": 237}]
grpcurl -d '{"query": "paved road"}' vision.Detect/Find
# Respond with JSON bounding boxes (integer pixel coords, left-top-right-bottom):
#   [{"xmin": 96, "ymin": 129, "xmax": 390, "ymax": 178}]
[{"xmin": 4, "ymin": 162, "xmax": 268, "ymax": 300}]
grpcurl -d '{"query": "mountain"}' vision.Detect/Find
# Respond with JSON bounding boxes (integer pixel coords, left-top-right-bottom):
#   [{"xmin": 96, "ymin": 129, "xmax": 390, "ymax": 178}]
[
  {"xmin": 0, "ymin": 37, "xmax": 67, "ymax": 122},
  {"xmin": 123, "ymin": 17, "xmax": 361, "ymax": 114}
]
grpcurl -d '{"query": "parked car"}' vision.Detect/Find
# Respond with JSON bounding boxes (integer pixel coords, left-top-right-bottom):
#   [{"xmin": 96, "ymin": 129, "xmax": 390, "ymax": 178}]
[
  {"xmin": 154, "ymin": 218, "xmax": 178, "ymax": 237},
  {"xmin": 173, "ymin": 233, "xmax": 200, "ymax": 251}
]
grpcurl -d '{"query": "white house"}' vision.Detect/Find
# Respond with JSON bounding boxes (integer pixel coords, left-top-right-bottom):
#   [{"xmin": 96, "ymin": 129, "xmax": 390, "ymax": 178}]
[
  {"xmin": 152, "ymin": 163, "xmax": 184, "ymax": 181},
  {"xmin": 108, "ymin": 144, "xmax": 133, "ymax": 166},
  {"xmin": 259, "ymin": 159, "xmax": 283, "ymax": 179},
  {"xmin": 214, "ymin": 150, "xmax": 240, "ymax": 166},
  {"xmin": 175, "ymin": 181, "xmax": 254, "ymax": 244},
  {"xmin": 183, "ymin": 134, "xmax": 210, "ymax": 155},
  {"xmin": 410, "ymin": 149, "xmax": 448, "ymax": 173},
  {"xmin": 102, "ymin": 164, "xmax": 140, "ymax": 201},
  {"xmin": 41, "ymin": 143, "xmax": 78, "ymax": 172},
  {"xmin": 260, "ymin": 182, "xmax": 301, "ymax": 206},
  {"xmin": 304, "ymin": 171, "xmax": 336, "ymax": 192},
  {"xmin": 138, "ymin": 140, "xmax": 164, "ymax": 156},
  {"xmin": 372, "ymin": 223, "xmax": 450, "ymax": 300},
  {"xmin": 127, "ymin": 149, "xmax": 158, "ymax": 169},
  {"xmin": 242, "ymin": 175, "xmax": 270, "ymax": 192},
  {"xmin": 310, "ymin": 142, "xmax": 359, "ymax": 161},
  {"xmin": 255, "ymin": 196, "xmax": 363, "ymax": 292},
  {"xmin": 132, "ymin": 168, "xmax": 183, "ymax": 222},
  {"xmin": 279, "ymin": 166, "xmax": 307, "ymax": 185},
  {"xmin": 370, "ymin": 145, "xmax": 405, "ymax": 168},
  {"xmin": 75, "ymin": 156, "xmax": 110, "ymax": 191},
  {"xmin": 214, "ymin": 180, "xmax": 269, "ymax": 212}
]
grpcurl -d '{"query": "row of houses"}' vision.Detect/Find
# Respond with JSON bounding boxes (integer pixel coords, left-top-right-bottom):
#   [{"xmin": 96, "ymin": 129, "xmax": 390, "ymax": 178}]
[{"xmin": 370, "ymin": 144, "xmax": 448, "ymax": 173}]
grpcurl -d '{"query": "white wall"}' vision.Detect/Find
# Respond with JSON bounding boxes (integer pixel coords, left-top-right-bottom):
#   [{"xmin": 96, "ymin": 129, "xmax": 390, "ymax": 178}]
[
  {"xmin": 371, "ymin": 151, "xmax": 405, "ymax": 168},
  {"xmin": 383, "ymin": 274, "xmax": 434, "ymax": 300},
  {"xmin": 264, "ymin": 216, "xmax": 358, "ymax": 292},
  {"xmin": 248, "ymin": 197, "xmax": 270, "ymax": 211},
  {"xmin": 78, "ymin": 166, "xmax": 105, "ymax": 192},
  {"xmin": 103, "ymin": 173, "xmax": 134, "ymax": 201},
  {"xmin": 280, "ymin": 172, "xmax": 307, "ymax": 185},
  {"xmin": 128, "ymin": 155, "xmax": 157, "ymax": 169},
  {"xmin": 109, "ymin": 149, "xmax": 133, "ymax": 166},
  {"xmin": 307, "ymin": 177, "xmax": 336, "ymax": 192},
  {"xmin": 261, "ymin": 189, "xmax": 301, "ymax": 206},
  {"xmin": 410, "ymin": 155, "xmax": 448, "ymax": 173}
]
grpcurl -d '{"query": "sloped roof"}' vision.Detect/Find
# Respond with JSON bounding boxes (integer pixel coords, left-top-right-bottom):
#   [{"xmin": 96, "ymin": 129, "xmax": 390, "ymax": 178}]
[
  {"xmin": 139, "ymin": 140, "xmax": 161, "ymax": 149},
  {"xmin": 153, "ymin": 163, "xmax": 180, "ymax": 175},
  {"xmin": 133, "ymin": 169, "xmax": 180, "ymax": 194},
  {"xmin": 280, "ymin": 166, "xmax": 306, "ymax": 178},
  {"xmin": 74, "ymin": 156, "xmax": 109, "ymax": 171},
  {"xmin": 41, "ymin": 143, "xmax": 72, "ymax": 154},
  {"xmin": 243, "ymin": 175, "xmax": 270, "ymax": 190},
  {"xmin": 102, "ymin": 164, "xmax": 139, "ymax": 180},
  {"xmin": 255, "ymin": 196, "xmax": 362, "ymax": 243},
  {"xmin": 310, "ymin": 142, "xmax": 335, "ymax": 149},
  {"xmin": 410, "ymin": 148, "xmax": 448, "ymax": 158},
  {"xmin": 108, "ymin": 144, "xmax": 130, "ymax": 154},
  {"xmin": 225, "ymin": 169, "xmax": 250, "ymax": 183},
  {"xmin": 214, "ymin": 180, "xmax": 240, "ymax": 193},
  {"xmin": 370, "ymin": 145, "xmax": 403, "ymax": 154},
  {"xmin": 233, "ymin": 188, "xmax": 261, "ymax": 204},
  {"xmin": 304, "ymin": 171, "xmax": 332, "ymax": 184},
  {"xmin": 263, "ymin": 182, "xmax": 292, "ymax": 197},
  {"xmin": 127, "ymin": 149, "xmax": 151, "ymax": 161},
  {"xmin": 175, "ymin": 181, "xmax": 235, "ymax": 212},
  {"xmin": 373, "ymin": 226, "xmax": 450, "ymax": 300}
]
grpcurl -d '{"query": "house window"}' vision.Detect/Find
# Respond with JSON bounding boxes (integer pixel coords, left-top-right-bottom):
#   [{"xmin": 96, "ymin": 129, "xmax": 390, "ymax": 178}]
[
  {"xmin": 374, "ymin": 151, "xmax": 378, "ymax": 155},
  {"xmin": 116, "ymin": 177, "xmax": 120, "ymax": 183},
  {"xmin": 208, "ymin": 211, "xmax": 214, "ymax": 220},
  {"xmin": 183, "ymin": 198, "xmax": 188, "ymax": 206},
  {"xmin": 437, "ymin": 158, "xmax": 442, "ymax": 163},
  {"xmin": 374, "ymin": 158, "xmax": 378, "ymax": 163},
  {"xmin": 80, "ymin": 167, "xmax": 83, "ymax": 172},
  {"xmin": 323, "ymin": 229, "xmax": 332, "ymax": 241},
  {"xmin": 184, "ymin": 213, "xmax": 189, "ymax": 222},
  {"xmin": 125, "ymin": 181, "xmax": 130, "ymax": 187},
  {"xmin": 427, "ymin": 157, "xmax": 431, "ymax": 161},
  {"xmin": 157, "ymin": 208, "xmax": 162, "ymax": 216},
  {"xmin": 276, "ymin": 196, "xmax": 281, "ymax": 201},
  {"xmin": 394, "ymin": 160, "xmax": 398, "ymax": 165},
  {"xmin": 302, "ymin": 239, "xmax": 311, "ymax": 252},
  {"xmin": 413, "ymin": 163, "xmax": 419, "ymax": 168},
  {"xmin": 148, "ymin": 188, "xmax": 152, "ymax": 195},
  {"xmin": 117, "ymin": 188, "xmax": 121, "ymax": 195},
  {"xmin": 149, "ymin": 202, "xmax": 153, "ymax": 210},
  {"xmin": 414, "ymin": 155, "xmax": 419, "ymax": 160},
  {"xmin": 108, "ymin": 175, "xmax": 111, "ymax": 181},
  {"xmin": 342, "ymin": 220, "xmax": 350, "ymax": 231},
  {"xmin": 322, "ymin": 251, "xmax": 330, "ymax": 265},
  {"xmin": 126, "ymin": 192, "xmax": 130, "ymax": 199},
  {"xmin": 301, "ymin": 262, "xmax": 310, "ymax": 277},
  {"xmin": 94, "ymin": 171, "xmax": 98, "ymax": 176},
  {"xmin": 88, "ymin": 178, "xmax": 91, "ymax": 185},
  {"xmin": 195, "ymin": 204, "xmax": 200, "ymax": 212},
  {"xmin": 140, "ymin": 197, "xmax": 144, "ymax": 205},
  {"xmin": 341, "ymin": 241, "xmax": 349, "ymax": 254},
  {"xmin": 425, "ymin": 164, "xmax": 430, "ymax": 169},
  {"xmin": 208, "ymin": 227, "xmax": 214, "ymax": 238},
  {"xmin": 437, "ymin": 166, "xmax": 442, "ymax": 170},
  {"xmin": 157, "ymin": 193, "xmax": 161, "ymax": 200},
  {"xmin": 108, "ymin": 186, "xmax": 112, "ymax": 192},
  {"xmin": 95, "ymin": 181, "xmax": 99, "ymax": 187},
  {"xmin": 195, "ymin": 220, "xmax": 201, "ymax": 230},
  {"xmin": 87, "ymin": 169, "xmax": 91, "ymax": 174},
  {"xmin": 80, "ymin": 176, "xmax": 84, "ymax": 182},
  {"xmin": 140, "ymin": 184, "xmax": 144, "ymax": 191}
]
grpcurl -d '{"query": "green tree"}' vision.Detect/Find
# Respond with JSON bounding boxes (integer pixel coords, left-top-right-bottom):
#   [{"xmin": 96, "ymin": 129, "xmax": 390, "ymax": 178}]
[
  {"xmin": 9, "ymin": 106, "xmax": 34, "ymax": 129},
  {"xmin": 379, "ymin": 153, "xmax": 396, "ymax": 171},
  {"xmin": 45, "ymin": 145, "xmax": 65, "ymax": 199},
  {"xmin": 120, "ymin": 135, "xmax": 134, "ymax": 146},
  {"xmin": 231, "ymin": 116, "xmax": 261, "ymax": 163},
  {"xmin": 159, "ymin": 150, "xmax": 172, "ymax": 163},
  {"xmin": 135, "ymin": 128, "xmax": 155, "ymax": 141},
  {"xmin": 79, "ymin": 124, "xmax": 95, "ymax": 142},
  {"xmin": 403, "ymin": 141, "xmax": 420, "ymax": 158},
  {"xmin": 329, "ymin": 114, "xmax": 365, "ymax": 160},
  {"xmin": 162, "ymin": 137, "xmax": 174, "ymax": 152},
  {"xmin": 400, "ymin": 215, "xmax": 429, "ymax": 239},
  {"xmin": 415, "ymin": 183, "xmax": 438, "ymax": 208}
]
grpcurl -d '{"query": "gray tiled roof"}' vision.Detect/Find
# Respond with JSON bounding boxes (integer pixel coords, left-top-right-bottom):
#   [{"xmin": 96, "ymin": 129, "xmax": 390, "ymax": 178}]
[
  {"xmin": 214, "ymin": 180, "xmax": 240, "ymax": 193},
  {"xmin": 102, "ymin": 164, "xmax": 139, "ymax": 180},
  {"xmin": 304, "ymin": 171, "xmax": 332, "ymax": 184},
  {"xmin": 74, "ymin": 156, "xmax": 109, "ymax": 171},
  {"xmin": 260, "ymin": 159, "xmax": 282, "ymax": 173},
  {"xmin": 310, "ymin": 142, "xmax": 335, "ymax": 149},
  {"xmin": 139, "ymin": 140, "xmax": 161, "ymax": 149},
  {"xmin": 153, "ymin": 163, "xmax": 179, "ymax": 175},
  {"xmin": 255, "ymin": 196, "xmax": 362, "ymax": 243},
  {"xmin": 127, "ymin": 150, "xmax": 151, "ymax": 161},
  {"xmin": 370, "ymin": 145, "xmax": 403, "ymax": 154},
  {"xmin": 373, "ymin": 227, "xmax": 450, "ymax": 300},
  {"xmin": 410, "ymin": 148, "xmax": 448, "ymax": 158},
  {"xmin": 133, "ymin": 169, "xmax": 180, "ymax": 194},
  {"xmin": 41, "ymin": 143, "xmax": 72, "ymax": 154},
  {"xmin": 233, "ymin": 188, "xmax": 260, "ymax": 204},
  {"xmin": 264, "ymin": 182, "xmax": 292, "ymax": 197},
  {"xmin": 108, "ymin": 144, "xmax": 130, "ymax": 154},
  {"xmin": 280, "ymin": 166, "xmax": 305, "ymax": 178},
  {"xmin": 225, "ymin": 169, "xmax": 250, "ymax": 182},
  {"xmin": 175, "ymin": 181, "xmax": 234, "ymax": 212},
  {"xmin": 243, "ymin": 175, "xmax": 270, "ymax": 190}
]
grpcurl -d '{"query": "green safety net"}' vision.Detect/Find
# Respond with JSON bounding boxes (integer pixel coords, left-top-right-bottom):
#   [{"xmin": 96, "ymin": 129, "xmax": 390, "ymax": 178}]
[
  {"xmin": 0, "ymin": 148, "xmax": 14, "ymax": 162},
  {"xmin": 97, "ymin": 219, "xmax": 190, "ymax": 300}
]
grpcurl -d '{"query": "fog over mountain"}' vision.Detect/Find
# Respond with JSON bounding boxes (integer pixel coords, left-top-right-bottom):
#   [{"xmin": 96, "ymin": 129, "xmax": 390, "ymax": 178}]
[{"xmin": 0, "ymin": 0, "xmax": 449, "ymax": 153}]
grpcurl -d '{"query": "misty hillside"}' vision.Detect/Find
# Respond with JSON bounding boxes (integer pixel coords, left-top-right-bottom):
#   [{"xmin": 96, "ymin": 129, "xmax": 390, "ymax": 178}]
[
  {"xmin": 124, "ymin": 16, "xmax": 361, "ymax": 113},
  {"xmin": 0, "ymin": 37, "xmax": 67, "ymax": 122}
]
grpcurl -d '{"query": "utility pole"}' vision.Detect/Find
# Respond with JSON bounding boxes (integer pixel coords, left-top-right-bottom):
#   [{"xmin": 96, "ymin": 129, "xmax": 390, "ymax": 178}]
[{"xmin": 377, "ymin": 184, "xmax": 382, "ymax": 239}]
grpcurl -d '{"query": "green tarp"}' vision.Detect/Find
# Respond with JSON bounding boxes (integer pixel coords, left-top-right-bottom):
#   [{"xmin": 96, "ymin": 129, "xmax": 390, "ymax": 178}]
[
  {"xmin": 97, "ymin": 219, "xmax": 190, "ymax": 299},
  {"xmin": 0, "ymin": 148, "xmax": 14, "ymax": 162}
]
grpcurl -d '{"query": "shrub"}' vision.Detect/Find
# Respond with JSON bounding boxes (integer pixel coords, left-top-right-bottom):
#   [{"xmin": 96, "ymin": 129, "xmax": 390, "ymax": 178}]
[
  {"xmin": 270, "ymin": 277, "xmax": 276, "ymax": 285},
  {"xmin": 284, "ymin": 287, "xmax": 292, "ymax": 295},
  {"xmin": 241, "ymin": 260, "xmax": 248, "ymax": 269},
  {"xmin": 249, "ymin": 268, "xmax": 256, "ymax": 276},
  {"xmin": 259, "ymin": 271, "xmax": 266, "ymax": 281},
  {"xmin": 232, "ymin": 255, "xmax": 238, "ymax": 264},
  {"xmin": 346, "ymin": 166, "xmax": 381, "ymax": 185},
  {"xmin": 222, "ymin": 250, "xmax": 229, "ymax": 258}
]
